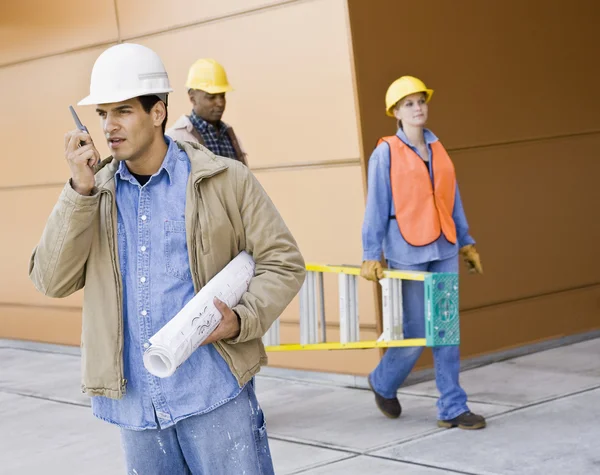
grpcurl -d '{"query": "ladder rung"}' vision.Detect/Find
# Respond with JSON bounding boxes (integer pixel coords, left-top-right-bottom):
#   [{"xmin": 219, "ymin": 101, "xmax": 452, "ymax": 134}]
[{"xmin": 265, "ymin": 338, "xmax": 427, "ymax": 352}]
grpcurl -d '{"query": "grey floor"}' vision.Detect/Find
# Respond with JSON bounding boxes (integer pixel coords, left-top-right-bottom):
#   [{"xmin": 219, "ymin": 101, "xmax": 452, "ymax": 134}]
[{"xmin": 1, "ymin": 338, "xmax": 599, "ymax": 474}]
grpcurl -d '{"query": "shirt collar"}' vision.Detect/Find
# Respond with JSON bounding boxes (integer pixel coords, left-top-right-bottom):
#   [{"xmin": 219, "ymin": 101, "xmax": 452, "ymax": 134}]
[
  {"xmin": 189, "ymin": 110, "xmax": 229, "ymax": 135},
  {"xmin": 396, "ymin": 127, "xmax": 438, "ymax": 146},
  {"xmin": 115, "ymin": 136, "xmax": 178, "ymax": 185}
]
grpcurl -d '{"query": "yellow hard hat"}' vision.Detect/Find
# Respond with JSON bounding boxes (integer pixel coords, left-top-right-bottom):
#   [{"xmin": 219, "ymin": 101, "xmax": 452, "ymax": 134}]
[
  {"xmin": 185, "ymin": 58, "xmax": 233, "ymax": 94},
  {"xmin": 385, "ymin": 76, "xmax": 433, "ymax": 117}
]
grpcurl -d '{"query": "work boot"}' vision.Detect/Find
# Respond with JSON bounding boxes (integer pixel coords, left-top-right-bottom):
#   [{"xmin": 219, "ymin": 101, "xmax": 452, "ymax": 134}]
[
  {"xmin": 368, "ymin": 376, "xmax": 401, "ymax": 419},
  {"xmin": 437, "ymin": 411, "xmax": 486, "ymax": 430}
]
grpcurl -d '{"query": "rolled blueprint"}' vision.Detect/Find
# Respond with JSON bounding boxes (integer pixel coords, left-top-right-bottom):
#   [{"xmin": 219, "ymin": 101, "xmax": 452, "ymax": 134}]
[{"xmin": 143, "ymin": 251, "xmax": 255, "ymax": 378}]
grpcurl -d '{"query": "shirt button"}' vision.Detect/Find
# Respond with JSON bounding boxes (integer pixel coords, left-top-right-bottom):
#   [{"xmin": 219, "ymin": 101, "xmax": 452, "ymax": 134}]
[
  {"xmin": 141, "ymin": 246, "xmax": 147, "ymax": 252},
  {"xmin": 141, "ymin": 215, "xmax": 147, "ymax": 221},
  {"xmin": 141, "ymin": 310, "xmax": 147, "ymax": 316},
  {"xmin": 143, "ymin": 342, "xmax": 149, "ymax": 349},
  {"xmin": 140, "ymin": 277, "xmax": 146, "ymax": 283}
]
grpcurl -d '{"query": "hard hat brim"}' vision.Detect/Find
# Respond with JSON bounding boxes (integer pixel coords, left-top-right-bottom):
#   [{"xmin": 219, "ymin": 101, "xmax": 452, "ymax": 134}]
[
  {"xmin": 386, "ymin": 88, "xmax": 434, "ymax": 117},
  {"xmin": 78, "ymin": 87, "xmax": 173, "ymax": 106},
  {"xmin": 186, "ymin": 84, "xmax": 234, "ymax": 95}
]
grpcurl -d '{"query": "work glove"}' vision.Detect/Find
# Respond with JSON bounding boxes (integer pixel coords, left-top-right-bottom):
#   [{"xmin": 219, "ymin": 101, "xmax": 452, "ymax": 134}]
[
  {"xmin": 360, "ymin": 260, "xmax": 385, "ymax": 282},
  {"xmin": 460, "ymin": 245, "xmax": 483, "ymax": 274}
]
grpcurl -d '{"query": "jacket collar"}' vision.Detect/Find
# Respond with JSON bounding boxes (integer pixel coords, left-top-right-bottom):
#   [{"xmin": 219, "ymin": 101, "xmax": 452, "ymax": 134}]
[
  {"xmin": 171, "ymin": 114, "xmax": 194, "ymax": 131},
  {"xmin": 176, "ymin": 139, "xmax": 228, "ymax": 183},
  {"xmin": 93, "ymin": 138, "xmax": 228, "ymax": 193}
]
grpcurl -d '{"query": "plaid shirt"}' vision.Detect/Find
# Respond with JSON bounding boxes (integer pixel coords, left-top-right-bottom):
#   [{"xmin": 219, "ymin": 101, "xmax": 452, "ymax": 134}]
[{"xmin": 189, "ymin": 110, "xmax": 237, "ymax": 159}]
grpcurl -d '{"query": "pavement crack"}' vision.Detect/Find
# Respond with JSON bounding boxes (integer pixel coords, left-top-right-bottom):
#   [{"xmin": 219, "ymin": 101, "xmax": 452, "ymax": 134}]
[
  {"xmin": 0, "ymin": 388, "xmax": 90, "ymax": 408},
  {"xmin": 285, "ymin": 455, "xmax": 359, "ymax": 475},
  {"xmin": 367, "ymin": 453, "xmax": 484, "ymax": 475},
  {"xmin": 486, "ymin": 384, "xmax": 600, "ymax": 422},
  {"xmin": 268, "ymin": 433, "xmax": 361, "ymax": 455}
]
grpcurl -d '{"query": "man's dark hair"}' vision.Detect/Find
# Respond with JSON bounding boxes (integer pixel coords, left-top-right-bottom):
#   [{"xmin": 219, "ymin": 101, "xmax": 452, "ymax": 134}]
[{"xmin": 137, "ymin": 95, "xmax": 168, "ymax": 134}]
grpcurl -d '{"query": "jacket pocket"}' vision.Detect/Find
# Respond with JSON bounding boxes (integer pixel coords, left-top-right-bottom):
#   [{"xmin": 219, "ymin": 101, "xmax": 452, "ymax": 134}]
[{"xmin": 164, "ymin": 220, "xmax": 193, "ymax": 281}]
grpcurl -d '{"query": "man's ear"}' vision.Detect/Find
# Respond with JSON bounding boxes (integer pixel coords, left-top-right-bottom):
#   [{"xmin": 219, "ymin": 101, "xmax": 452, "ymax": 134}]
[
  {"xmin": 188, "ymin": 89, "xmax": 196, "ymax": 105},
  {"xmin": 152, "ymin": 101, "xmax": 167, "ymax": 127}
]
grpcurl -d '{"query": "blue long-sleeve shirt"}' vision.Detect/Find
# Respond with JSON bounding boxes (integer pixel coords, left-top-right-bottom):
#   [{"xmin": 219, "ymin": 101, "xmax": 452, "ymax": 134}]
[
  {"xmin": 91, "ymin": 137, "xmax": 241, "ymax": 430},
  {"xmin": 362, "ymin": 128, "xmax": 475, "ymax": 267}
]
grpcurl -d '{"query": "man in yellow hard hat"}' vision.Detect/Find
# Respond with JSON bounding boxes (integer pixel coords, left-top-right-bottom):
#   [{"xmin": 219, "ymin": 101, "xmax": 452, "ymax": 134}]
[{"xmin": 167, "ymin": 58, "xmax": 248, "ymax": 165}]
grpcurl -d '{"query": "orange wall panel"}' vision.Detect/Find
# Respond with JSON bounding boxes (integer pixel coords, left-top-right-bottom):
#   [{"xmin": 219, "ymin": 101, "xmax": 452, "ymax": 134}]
[
  {"xmin": 0, "ymin": 47, "xmax": 115, "ymax": 188},
  {"xmin": 116, "ymin": 0, "xmax": 286, "ymax": 39},
  {"xmin": 452, "ymin": 134, "xmax": 600, "ymax": 310},
  {"xmin": 253, "ymin": 166, "xmax": 364, "ymax": 264},
  {"xmin": 0, "ymin": 304, "xmax": 82, "ymax": 346},
  {"xmin": 459, "ymin": 285, "xmax": 600, "ymax": 360},
  {"xmin": 0, "ymin": 186, "xmax": 83, "ymax": 308},
  {"xmin": 347, "ymin": 0, "xmax": 600, "ymax": 154},
  {"xmin": 1, "ymin": 0, "xmax": 359, "ymax": 183},
  {"xmin": 136, "ymin": 0, "xmax": 360, "ymax": 168},
  {"xmin": 0, "ymin": 0, "xmax": 118, "ymax": 66}
]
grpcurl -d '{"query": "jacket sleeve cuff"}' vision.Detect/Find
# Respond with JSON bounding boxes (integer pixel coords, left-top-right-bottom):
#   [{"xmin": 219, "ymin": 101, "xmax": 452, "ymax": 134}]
[
  {"xmin": 224, "ymin": 304, "xmax": 253, "ymax": 344},
  {"xmin": 64, "ymin": 180, "xmax": 100, "ymax": 206},
  {"xmin": 363, "ymin": 251, "xmax": 383, "ymax": 261},
  {"xmin": 458, "ymin": 235, "xmax": 476, "ymax": 249}
]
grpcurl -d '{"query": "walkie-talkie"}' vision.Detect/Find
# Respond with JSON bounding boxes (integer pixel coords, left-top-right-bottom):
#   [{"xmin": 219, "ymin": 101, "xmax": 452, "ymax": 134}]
[
  {"xmin": 69, "ymin": 105, "xmax": 98, "ymax": 172},
  {"xmin": 69, "ymin": 105, "xmax": 88, "ymax": 134},
  {"xmin": 69, "ymin": 105, "xmax": 90, "ymax": 147}
]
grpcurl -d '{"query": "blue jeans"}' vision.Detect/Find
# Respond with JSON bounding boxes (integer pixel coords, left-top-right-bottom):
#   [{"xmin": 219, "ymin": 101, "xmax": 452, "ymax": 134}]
[
  {"xmin": 369, "ymin": 256, "xmax": 469, "ymax": 421},
  {"xmin": 120, "ymin": 382, "xmax": 274, "ymax": 475}
]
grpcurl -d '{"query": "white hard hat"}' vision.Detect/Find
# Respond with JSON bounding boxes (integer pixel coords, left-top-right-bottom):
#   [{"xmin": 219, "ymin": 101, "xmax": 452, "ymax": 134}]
[{"xmin": 78, "ymin": 43, "xmax": 172, "ymax": 106}]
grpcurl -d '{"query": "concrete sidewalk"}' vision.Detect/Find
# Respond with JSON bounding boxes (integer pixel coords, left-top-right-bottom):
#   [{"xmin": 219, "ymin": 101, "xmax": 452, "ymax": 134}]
[{"xmin": 1, "ymin": 337, "xmax": 599, "ymax": 474}]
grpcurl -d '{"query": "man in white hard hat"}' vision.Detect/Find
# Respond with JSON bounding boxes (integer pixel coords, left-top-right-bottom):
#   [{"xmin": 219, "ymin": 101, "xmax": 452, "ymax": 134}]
[
  {"xmin": 166, "ymin": 58, "xmax": 248, "ymax": 165},
  {"xmin": 29, "ymin": 43, "xmax": 304, "ymax": 474}
]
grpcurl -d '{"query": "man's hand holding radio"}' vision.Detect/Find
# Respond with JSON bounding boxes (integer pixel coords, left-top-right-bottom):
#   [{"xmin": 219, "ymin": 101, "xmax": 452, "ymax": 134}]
[{"xmin": 64, "ymin": 130, "xmax": 101, "ymax": 196}]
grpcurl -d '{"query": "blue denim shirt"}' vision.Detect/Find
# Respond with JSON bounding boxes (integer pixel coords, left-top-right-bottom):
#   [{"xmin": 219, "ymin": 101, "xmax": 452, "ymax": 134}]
[
  {"xmin": 91, "ymin": 137, "xmax": 242, "ymax": 430},
  {"xmin": 362, "ymin": 128, "xmax": 475, "ymax": 267}
]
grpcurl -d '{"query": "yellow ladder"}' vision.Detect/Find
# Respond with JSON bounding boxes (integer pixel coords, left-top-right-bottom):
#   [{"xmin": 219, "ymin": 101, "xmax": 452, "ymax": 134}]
[{"xmin": 263, "ymin": 263, "xmax": 460, "ymax": 352}]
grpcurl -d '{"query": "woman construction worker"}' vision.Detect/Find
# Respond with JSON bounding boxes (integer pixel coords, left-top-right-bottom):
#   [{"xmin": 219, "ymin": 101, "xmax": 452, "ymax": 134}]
[{"xmin": 360, "ymin": 76, "xmax": 486, "ymax": 430}]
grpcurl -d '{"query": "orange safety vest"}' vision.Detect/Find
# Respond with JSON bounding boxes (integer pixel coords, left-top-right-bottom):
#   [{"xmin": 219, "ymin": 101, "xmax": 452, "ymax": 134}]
[{"xmin": 378, "ymin": 135, "xmax": 457, "ymax": 246}]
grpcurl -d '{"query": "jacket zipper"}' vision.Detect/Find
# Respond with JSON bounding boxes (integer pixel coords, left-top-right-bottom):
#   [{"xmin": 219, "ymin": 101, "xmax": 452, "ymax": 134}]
[
  {"xmin": 189, "ymin": 180, "xmax": 203, "ymax": 288},
  {"xmin": 102, "ymin": 189, "xmax": 126, "ymax": 396},
  {"xmin": 190, "ymin": 168, "xmax": 227, "ymax": 264},
  {"xmin": 191, "ymin": 172, "xmax": 238, "ymax": 381}
]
